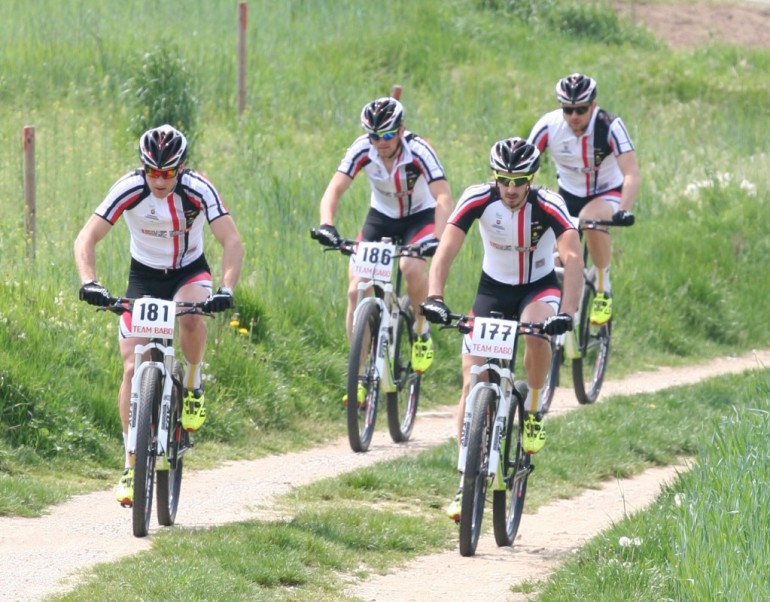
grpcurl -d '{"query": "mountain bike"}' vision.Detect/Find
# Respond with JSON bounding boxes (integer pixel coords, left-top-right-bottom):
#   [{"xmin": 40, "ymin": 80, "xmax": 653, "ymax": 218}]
[
  {"xmin": 311, "ymin": 231, "xmax": 426, "ymax": 452},
  {"xmin": 547, "ymin": 218, "xmax": 632, "ymax": 406},
  {"xmin": 101, "ymin": 296, "xmax": 210, "ymax": 537},
  {"xmin": 445, "ymin": 312, "xmax": 543, "ymax": 557}
]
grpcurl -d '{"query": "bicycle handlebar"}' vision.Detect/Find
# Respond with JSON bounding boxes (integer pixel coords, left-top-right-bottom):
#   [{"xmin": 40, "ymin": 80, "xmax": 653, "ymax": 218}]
[
  {"xmin": 310, "ymin": 228, "xmax": 430, "ymax": 259},
  {"xmin": 98, "ymin": 297, "xmax": 212, "ymax": 318},
  {"xmin": 442, "ymin": 312, "xmax": 546, "ymax": 337},
  {"xmin": 579, "ymin": 218, "xmax": 633, "ymax": 230}
]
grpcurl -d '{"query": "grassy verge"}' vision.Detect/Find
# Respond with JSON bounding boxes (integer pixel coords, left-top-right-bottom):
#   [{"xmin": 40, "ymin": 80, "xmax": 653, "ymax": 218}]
[{"xmin": 50, "ymin": 369, "xmax": 770, "ymax": 601}]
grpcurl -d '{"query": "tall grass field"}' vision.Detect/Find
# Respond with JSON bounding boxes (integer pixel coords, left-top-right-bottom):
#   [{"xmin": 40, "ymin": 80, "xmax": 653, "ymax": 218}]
[{"xmin": 1, "ymin": 0, "xmax": 769, "ymax": 598}]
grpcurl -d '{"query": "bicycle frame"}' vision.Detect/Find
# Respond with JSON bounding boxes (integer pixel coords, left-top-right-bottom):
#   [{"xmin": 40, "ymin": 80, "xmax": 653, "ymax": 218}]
[
  {"xmin": 350, "ymin": 239, "xmax": 410, "ymax": 396},
  {"xmin": 456, "ymin": 317, "xmax": 524, "ymax": 487}
]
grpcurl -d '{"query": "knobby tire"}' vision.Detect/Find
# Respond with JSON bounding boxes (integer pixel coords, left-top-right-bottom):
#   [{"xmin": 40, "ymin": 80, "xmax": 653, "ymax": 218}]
[
  {"xmin": 387, "ymin": 296, "xmax": 421, "ymax": 443},
  {"xmin": 572, "ymin": 284, "xmax": 611, "ymax": 404},
  {"xmin": 156, "ymin": 361, "xmax": 185, "ymax": 527},
  {"xmin": 133, "ymin": 367, "xmax": 161, "ymax": 537},
  {"xmin": 459, "ymin": 388, "xmax": 493, "ymax": 557},
  {"xmin": 347, "ymin": 301, "xmax": 381, "ymax": 452},
  {"xmin": 492, "ymin": 389, "xmax": 530, "ymax": 547}
]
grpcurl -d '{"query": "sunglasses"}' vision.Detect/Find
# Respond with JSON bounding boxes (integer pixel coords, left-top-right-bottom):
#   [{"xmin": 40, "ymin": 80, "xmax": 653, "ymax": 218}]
[
  {"xmin": 495, "ymin": 173, "xmax": 533, "ymax": 188},
  {"xmin": 368, "ymin": 128, "xmax": 399, "ymax": 142},
  {"xmin": 145, "ymin": 166, "xmax": 179, "ymax": 179},
  {"xmin": 562, "ymin": 105, "xmax": 590, "ymax": 116}
]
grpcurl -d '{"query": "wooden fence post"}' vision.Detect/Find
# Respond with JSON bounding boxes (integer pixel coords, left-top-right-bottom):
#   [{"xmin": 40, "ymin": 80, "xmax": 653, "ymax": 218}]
[
  {"xmin": 238, "ymin": 2, "xmax": 247, "ymax": 115},
  {"xmin": 23, "ymin": 125, "xmax": 36, "ymax": 260}
]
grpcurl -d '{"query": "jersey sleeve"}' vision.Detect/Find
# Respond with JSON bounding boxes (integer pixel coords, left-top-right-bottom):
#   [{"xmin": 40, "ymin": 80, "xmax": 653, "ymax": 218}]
[
  {"xmin": 448, "ymin": 183, "xmax": 493, "ymax": 233},
  {"xmin": 94, "ymin": 171, "xmax": 146, "ymax": 224},
  {"xmin": 608, "ymin": 116, "xmax": 635, "ymax": 156},
  {"xmin": 535, "ymin": 188, "xmax": 575, "ymax": 237},
  {"xmin": 181, "ymin": 171, "xmax": 229, "ymax": 222},
  {"xmin": 527, "ymin": 114, "xmax": 550, "ymax": 152},
  {"xmin": 336, "ymin": 135, "xmax": 371, "ymax": 179},
  {"xmin": 408, "ymin": 134, "xmax": 447, "ymax": 184}
]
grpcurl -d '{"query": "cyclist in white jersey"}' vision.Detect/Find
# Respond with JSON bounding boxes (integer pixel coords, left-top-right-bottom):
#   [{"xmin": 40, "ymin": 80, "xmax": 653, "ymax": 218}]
[
  {"xmin": 421, "ymin": 138, "xmax": 583, "ymax": 520},
  {"xmin": 528, "ymin": 73, "xmax": 639, "ymax": 325},
  {"xmin": 74, "ymin": 125, "xmax": 244, "ymax": 507},
  {"xmin": 314, "ymin": 96, "xmax": 454, "ymax": 379}
]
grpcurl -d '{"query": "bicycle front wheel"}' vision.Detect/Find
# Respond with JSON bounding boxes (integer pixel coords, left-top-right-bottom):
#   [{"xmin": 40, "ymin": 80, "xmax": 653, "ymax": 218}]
[
  {"xmin": 157, "ymin": 361, "xmax": 184, "ymax": 527},
  {"xmin": 133, "ymin": 366, "xmax": 161, "ymax": 538},
  {"xmin": 459, "ymin": 387, "xmax": 493, "ymax": 557},
  {"xmin": 492, "ymin": 388, "xmax": 531, "ymax": 547},
  {"xmin": 387, "ymin": 296, "xmax": 421, "ymax": 443},
  {"xmin": 347, "ymin": 300, "xmax": 382, "ymax": 452},
  {"xmin": 572, "ymin": 285, "xmax": 611, "ymax": 404},
  {"xmin": 539, "ymin": 340, "xmax": 562, "ymax": 415}
]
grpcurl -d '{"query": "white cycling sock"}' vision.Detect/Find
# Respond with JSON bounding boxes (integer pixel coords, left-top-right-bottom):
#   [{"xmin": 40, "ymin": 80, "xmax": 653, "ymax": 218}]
[
  {"xmin": 525, "ymin": 388, "xmax": 542, "ymax": 414},
  {"xmin": 184, "ymin": 362, "xmax": 203, "ymax": 391},
  {"xmin": 596, "ymin": 266, "xmax": 612, "ymax": 295}
]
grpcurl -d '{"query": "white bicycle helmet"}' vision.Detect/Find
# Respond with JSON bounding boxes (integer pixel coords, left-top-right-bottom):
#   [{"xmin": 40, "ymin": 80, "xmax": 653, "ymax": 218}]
[
  {"xmin": 360, "ymin": 97, "xmax": 404, "ymax": 133},
  {"xmin": 555, "ymin": 73, "xmax": 597, "ymax": 105},
  {"xmin": 139, "ymin": 124, "xmax": 188, "ymax": 170},
  {"xmin": 489, "ymin": 137, "xmax": 541, "ymax": 174}
]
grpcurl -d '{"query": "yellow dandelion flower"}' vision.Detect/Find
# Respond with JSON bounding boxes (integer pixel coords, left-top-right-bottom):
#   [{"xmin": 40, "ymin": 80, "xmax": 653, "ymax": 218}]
[{"xmin": 239, "ymin": 328, "xmax": 249, "ymax": 336}]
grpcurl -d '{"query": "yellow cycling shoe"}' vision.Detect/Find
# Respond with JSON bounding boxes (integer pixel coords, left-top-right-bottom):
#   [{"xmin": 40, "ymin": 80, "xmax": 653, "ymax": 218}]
[
  {"xmin": 590, "ymin": 292, "xmax": 612, "ymax": 325},
  {"xmin": 182, "ymin": 388, "xmax": 206, "ymax": 432},
  {"xmin": 522, "ymin": 412, "xmax": 546, "ymax": 455},
  {"xmin": 411, "ymin": 333, "xmax": 434, "ymax": 373},
  {"xmin": 115, "ymin": 467, "xmax": 134, "ymax": 507},
  {"xmin": 446, "ymin": 486, "xmax": 462, "ymax": 522},
  {"xmin": 343, "ymin": 383, "xmax": 366, "ymax": 407}
]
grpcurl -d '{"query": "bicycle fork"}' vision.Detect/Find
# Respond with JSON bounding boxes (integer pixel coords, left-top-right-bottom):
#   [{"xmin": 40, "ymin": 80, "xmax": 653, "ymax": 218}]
[
  {"xmin": 352, "ymin": 296, "xmax": 397, "ymax": 394},
  {"xmin": 457, "ymin": 364, "xmax": 513, "ymax": 487},
  {"xmin": 127, "ymin": 342, "xmax": 175, "ymax": 460}
]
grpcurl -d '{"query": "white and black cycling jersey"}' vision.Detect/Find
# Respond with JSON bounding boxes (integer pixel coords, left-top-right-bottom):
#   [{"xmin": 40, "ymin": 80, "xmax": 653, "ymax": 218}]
[
  {"xmin": 528, "ymin": 107, "xmax": 635, "ymax": 198},
  {"xmin": 94, "ymin": 169, "xmax": 229, "ymax": 270},
  {"xmin": 448, "ymin": 183, "xmax": 575, "ymax": 286},
  {"xmin": 336, "ymin": 130, "xmax": 447, "ymax": 219}
]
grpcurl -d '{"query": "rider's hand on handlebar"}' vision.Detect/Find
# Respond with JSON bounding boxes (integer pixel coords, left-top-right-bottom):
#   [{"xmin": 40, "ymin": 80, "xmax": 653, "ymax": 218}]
[
  {"xmin": 421, "ymin": 295, "xmax": 451, "ymax": 325},
  {"xmin": 79, "ymin": 281, "xmax": 113, "ymax": 307},
  {"xmin": 543, "ymin": 312, "xmax": 573, "ymax": 335},
  {"xmin": 612, "ymin": 210, "xmax": 635, "ymax": 226},
  {"xmin": 418, "ymin": 237, "xmax": 441, "ymax": 258},
  {"xmin": 204, "ymin": 287, "xmax": 235, "ymax": 313},
  {"xmin": 313, "ymin": 224, "xmax": 342, "ymax": 248}
]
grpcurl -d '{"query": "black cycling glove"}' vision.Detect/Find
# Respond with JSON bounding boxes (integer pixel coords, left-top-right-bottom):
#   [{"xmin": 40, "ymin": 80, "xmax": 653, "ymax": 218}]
[
  {"xmin": 313, "ymin": 224, "xmax": 341, "ymax": 248},
  {"xmin": 612, "ymin": 210, "xmax": 635, "ymax": 226},
  {"xmin": 421, "ymin": 295, "xmax": 451, "ymax": 325},
  {"xmin": 79, "ymin": 281, "xmax": 113, "ymax": 307},
  {"xmin": 204, "ymin": 287, "xmax": 235, "ymax": 313},
  {"xmin": 543, "ymin": 313, "xmax": 573, "ymax": 335}
]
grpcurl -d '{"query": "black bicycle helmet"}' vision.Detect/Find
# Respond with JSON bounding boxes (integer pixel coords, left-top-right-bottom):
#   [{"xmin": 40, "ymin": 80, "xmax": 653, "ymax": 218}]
[
  {"xmin": 138, "ymin": 124, "xmax": 188, "ymax": 170},
  {"xmin": 360, "ymin": 97, "xmax": 404, "ymax": 133},
  {"xmin": 489, "ymin": 137, "xmax": 541, "ymax": 174},
  {"xmin": 555, "ymin": 73, "xmax": 598, "ymax": 105}
]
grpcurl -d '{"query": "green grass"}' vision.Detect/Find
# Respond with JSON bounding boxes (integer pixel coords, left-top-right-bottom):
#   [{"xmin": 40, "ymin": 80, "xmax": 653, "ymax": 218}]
[
  {"xmin": 1, "ymin": 0, "xmax": 769, "ymax": 595},
  {"xmin": 50, "ymin": 369, "xmax": 770, "ymax": 601}
]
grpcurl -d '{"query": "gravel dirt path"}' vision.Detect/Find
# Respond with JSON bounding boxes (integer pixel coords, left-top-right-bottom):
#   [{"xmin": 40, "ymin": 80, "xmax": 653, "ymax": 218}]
[{"xmin": 2, "ymin": 349, "xmax": 768, "ymax": 602}]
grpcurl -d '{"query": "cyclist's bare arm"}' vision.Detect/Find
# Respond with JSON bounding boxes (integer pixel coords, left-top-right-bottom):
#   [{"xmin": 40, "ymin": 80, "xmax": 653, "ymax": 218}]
[
  {"xmin": 616, "ymin": 150, "xmax": 640, "ymax": 213},
  {"xmin": 428, "ymin": 223, "xmax": 466, "ymax": 299},
  {"xmin": 429, "ymin": 178, "xmax": 454, "ymax": 240},
  {"xmin": 210, "ymin": 215, "xmax": 244, "ymax": 290},
  {"xmin": 556, "ymin": 228, "xmax": 583, "ymax": 316},
  {"xmin": 319, "ymin": 171, "xmax": 354, "ymax": 225},
  {"xmin": 74, "ymin": 215, "xmax": 112, "ymax": 283}
]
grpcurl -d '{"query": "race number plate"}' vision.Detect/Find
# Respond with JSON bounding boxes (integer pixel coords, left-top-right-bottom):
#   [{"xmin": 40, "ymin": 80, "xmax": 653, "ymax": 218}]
[
  {"xmin": 352, "ymin": 241, "xmax": 396, "ymax": 281},
  {"xmin": 131, "ymin": 298, "xmax": 176, "ymax": 338},
  {"xmin": 469, "ymin": 317, "xmax": 517, "ymax": 359}
]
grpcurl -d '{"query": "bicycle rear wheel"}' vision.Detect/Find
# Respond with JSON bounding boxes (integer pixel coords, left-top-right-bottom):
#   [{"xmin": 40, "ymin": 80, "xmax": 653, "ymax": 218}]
[
  {"xmin": 459, "ymin": 387, "xmax": 493, "ymax": 557},
  {"xmin": 133, "ymin": 366, "xmax": 161, "ymax": 538},
  {"xmin": 572, "ymin": 285, "xmax": 611, "ymax": 404},
  {"xmin": 492, "ymin": 386, "xmax": 531, "ymax": 547},
  {"xmin": 347, "ymin": 300, "xmax": 381, "ymax": 452},
  {"xmin": 387, "ymin": 296, "xmax": 421, "ymax": 443},
  {"xmin": 157, "ymin": 361, "xmax": 184, "ymax": 527}
]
